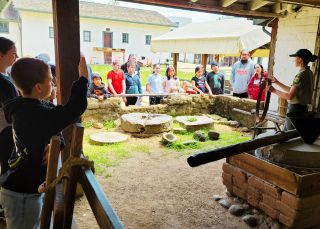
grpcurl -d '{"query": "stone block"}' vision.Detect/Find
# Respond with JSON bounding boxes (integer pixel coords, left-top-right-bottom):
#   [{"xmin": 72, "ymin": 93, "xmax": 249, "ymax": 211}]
[
  {"xmin": 222, "ymin": 163, "xmax": 235, "ymax": 175},
  {"xmin": 281, "ymin": 191, "xmax": 320, "ymax": 210},
  {"xmin": 262, "ymin": 194, "xmax": 277, "ymax": 209},
  {"xmin": 222, "ymin": 172, "xmax": 233, "ymax": 186},
  {"xmin": 259, "ymin": 202, "xmax": 279, "ymax": 219},
  {"xmin": 233, "ymin": 185, "xmax": 247, "ymax": 200}
]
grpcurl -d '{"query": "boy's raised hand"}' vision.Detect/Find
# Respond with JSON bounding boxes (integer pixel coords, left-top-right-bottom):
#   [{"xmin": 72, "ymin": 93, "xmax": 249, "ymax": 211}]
[{"xmin": 79, "ymin": 55, "xmax": 89, "ymax": 79}]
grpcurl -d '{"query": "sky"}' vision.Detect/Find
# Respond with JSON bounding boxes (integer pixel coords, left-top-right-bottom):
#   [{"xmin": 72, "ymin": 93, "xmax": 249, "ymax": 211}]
[{"xmin": 86, "ymin": 0, "xmax": 230, "ymax": 22}]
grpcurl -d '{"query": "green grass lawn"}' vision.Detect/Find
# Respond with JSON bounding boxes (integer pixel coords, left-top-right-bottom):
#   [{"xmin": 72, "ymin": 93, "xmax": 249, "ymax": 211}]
[
  {"xmin": 91, "ymin": 64, "xmax": 231, "ymax": 87},
  {"xmin": 82, "ymin": 122, "xmax": 250, "ymax": 176}
]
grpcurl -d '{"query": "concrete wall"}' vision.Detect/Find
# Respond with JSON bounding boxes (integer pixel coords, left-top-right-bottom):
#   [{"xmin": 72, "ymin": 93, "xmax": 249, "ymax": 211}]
[
  {"xmin": 18, "ymin": 11, "xmax": 172, "ymax": 64},
  {"xmin": 83, "ymin": 95, "xmax": 257, "ymax": 128},
  {"xmin": 271, "ymin": 7, "xmax": 320, "ymax": 111}
]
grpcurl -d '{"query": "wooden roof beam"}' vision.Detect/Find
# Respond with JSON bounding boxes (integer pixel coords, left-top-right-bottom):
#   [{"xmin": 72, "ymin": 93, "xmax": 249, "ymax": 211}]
[
  {"xmin": 272, "ymin": 3, "xmax": 288, "ymax": 13},
  {"xmin": 250, "ymin": 0, "xmax": 269, "ymax": 10},
  {"xmin": 220, "ymin": 0, "xmax": 238, "ymax": 7},
  {"xmin": 266, "ymin": 0, "xmax": 320, "ymax": 8},
  {"xmin": 119, "ymin": 0, "xmax": 283, "ymax": 18}
]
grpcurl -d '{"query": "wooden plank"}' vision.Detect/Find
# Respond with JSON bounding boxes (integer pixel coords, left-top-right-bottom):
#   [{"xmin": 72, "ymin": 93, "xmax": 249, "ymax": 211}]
[
  {"xmin": 52, "ymin": 0, "xmax": 80, "ymax": 162},
  {"xmin": 312, "ymin": 17, "xmax": 320, "ymax": 112},
  {"xmin": 250, "ymin": 0, "xmax": 269, "ymax": 10},
  {"xmin": 63, "ymin": 124, "xmax": 84, "ymax": 229},
  {"xmin": 228, "ymin": 153, "xmax": 301, "ymax": 195},
  {"xmin": 119, "ymin": 0, "xmax": 282, "ymax": 18},
  {"xmin": 79, "ymin": 168, "xmax": 124, "ymax": 229},
  {"xmin": 272, "ymin": 3, "xmax": 288, "ymax": 13},
  {"xmin": 220, "ymin": 0, "xmax": 238, "ymax": 7},
  {"xmin": 172, "ymin": 53, "xmax": 178, "ymax": 73},
  {"xmin": 300, "ymin": 172, "xmax": 320, "ymax": 197},
  {"xmin": 266, "ymin": 0, "xmax": 320, "ymax": 7},
  {"xmin": 40, "ymin": 137, "xmax": 61, "ymax": 229},
  {"xmin": 53, "ymin": 182, "xmax": 65, "ymax": 229},
  {"xmin": 201, "ymin": 54, "xmax": 208, "ymax": 71}
]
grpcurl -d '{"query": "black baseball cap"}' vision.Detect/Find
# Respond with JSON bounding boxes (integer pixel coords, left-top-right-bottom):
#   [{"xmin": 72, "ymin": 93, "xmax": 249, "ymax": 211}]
[
  {"xmin": 211, "ymin": 61, "xmax": 219, "ymax": 67},
  {"xmin": 289, "ymin": 49, "xmax": 313, "ymax": 60}
]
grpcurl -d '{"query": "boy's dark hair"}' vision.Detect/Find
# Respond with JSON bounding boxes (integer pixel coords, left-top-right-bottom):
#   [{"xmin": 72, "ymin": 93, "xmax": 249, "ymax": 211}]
[
  {"xmin": 11, "ymin": 58, "xmax": 49, "ymax": 95},
  {"xmin": 0, "ymin": 37, "xmax": 15, "ymax": 54},
  {"xmin": 127, "ymin": 61, "xmax": 135, "ymax": 69}
]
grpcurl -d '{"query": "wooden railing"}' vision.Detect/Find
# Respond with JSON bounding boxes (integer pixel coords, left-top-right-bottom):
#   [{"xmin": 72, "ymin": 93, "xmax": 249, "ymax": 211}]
[{"xmin": 40, "ymin": 124, "xmax": 123, "ymax": 229}]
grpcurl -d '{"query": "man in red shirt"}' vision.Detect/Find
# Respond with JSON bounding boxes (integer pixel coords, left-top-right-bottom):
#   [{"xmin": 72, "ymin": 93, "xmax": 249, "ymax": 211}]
[{"xmin": 107, "ymin": 60, "xmax": 126, "ymax": 97}]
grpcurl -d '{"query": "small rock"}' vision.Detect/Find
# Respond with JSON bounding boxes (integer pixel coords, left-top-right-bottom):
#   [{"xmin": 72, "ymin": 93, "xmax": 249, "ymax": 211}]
[
  {"xmin": 93, "ymin": 122, "xmax": 103, "ymax": 129},
  {"xmin": 252, "ymin": 209, "xmax": 260, "ymax": 215},
  {"xmin": 208, "ymin": 130, "xmax": 220, "ymax": 140},
  {"xmin": 271, "ymin": 222, "xmax": 281, "ymax": 229},
  {"xmin": 161, "ymin": 133, "xmax": 177, "ymax": 145},
  {"xmin": 229, "ymin": 120, "xmax": 241, "ymax": 127},
  {"xmin": 233, "ymin": 197, "xmax": 243, "ymax": 204},
  {"xmin": 242, "ymin": 215, "xmax": 258, "ymax": 227},
  {"xmin": 193, "ymin": 130, "xmax": 207, "ymax": 142},
  {"xmin": 173, "ymin": 127, "xmax": 187, "ymax": 134},
  {"xmin": 240, "ymin": 127, "xmax": 251, "ymax": 133},
  {"xmin": 212, "ymin": 195, "xmax": 222, "ymax": 201},
  {"xmin": 218, "ymin": 198, "xmax": 232, "ymax": 209},
  {"xmin": 266, "ymin": 216, "xmax": 273, "ymax": 225},
  {"xmin": 242, "ymin": 203, "xmax": 250, "ymax": 210},
  {"xmin": 182, "ymin": 140, "xmax": 197, "ymax": 146},
  {"xmin": 228, "ymin": 204, "xmax": 244, "ymax": 216}
]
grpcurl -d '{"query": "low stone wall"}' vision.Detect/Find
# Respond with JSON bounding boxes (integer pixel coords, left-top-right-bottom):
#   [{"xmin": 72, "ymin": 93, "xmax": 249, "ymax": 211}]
[{"xmin": 83, "ymin": 95, "xmax": 257, "ymax": 128}]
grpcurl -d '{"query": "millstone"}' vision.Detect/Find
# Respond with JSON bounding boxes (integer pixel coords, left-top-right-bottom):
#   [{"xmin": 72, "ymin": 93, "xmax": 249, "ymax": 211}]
[
  {"xmin": 256, "ymin": 136, "xmax": 320, "ymax": 168},
  {"xmin": 121, "ymin": 113, "xmax": 173, "ymax": 134},
  {"xmin": 90, "ymin": 132, "xmax": 128, "ymax": 144},
  {"xmin": 175, "ymin": 115, "xmax": 214, "ymax": 132},
  {"xmin": 162, "ymin": 133, "xmax": 177, "ymax": 145}
]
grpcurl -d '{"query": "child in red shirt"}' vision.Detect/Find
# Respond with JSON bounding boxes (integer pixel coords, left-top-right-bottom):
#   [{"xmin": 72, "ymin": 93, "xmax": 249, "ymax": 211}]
[{"xmin": 107, "ymin": 60, "xmax": 125, "ymax": 96}]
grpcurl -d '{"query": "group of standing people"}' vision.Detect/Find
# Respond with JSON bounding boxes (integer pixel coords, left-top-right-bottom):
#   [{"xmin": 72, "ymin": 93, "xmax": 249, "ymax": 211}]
[{"xmin": 87, "ymin": 54, "xmax": 226, "ymax": 106}]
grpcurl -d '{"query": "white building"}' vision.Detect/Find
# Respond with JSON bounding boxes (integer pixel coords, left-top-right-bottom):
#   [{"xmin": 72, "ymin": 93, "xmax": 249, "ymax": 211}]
[{"xmin": 0, "ymin": 0, "xmax": 176, "ymax": 64}]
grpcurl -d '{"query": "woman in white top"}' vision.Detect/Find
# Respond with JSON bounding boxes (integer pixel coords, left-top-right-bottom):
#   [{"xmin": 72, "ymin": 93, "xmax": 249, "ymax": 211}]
[{"xmin": 163, "ymin": 66, "xmax": 180, "ymax": 93}]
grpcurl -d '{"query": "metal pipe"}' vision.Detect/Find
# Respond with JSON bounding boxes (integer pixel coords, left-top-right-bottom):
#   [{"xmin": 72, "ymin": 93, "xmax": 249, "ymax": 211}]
[{"xmin": 187, "ymin": 129, "xmax": 299, "ymax": 167}]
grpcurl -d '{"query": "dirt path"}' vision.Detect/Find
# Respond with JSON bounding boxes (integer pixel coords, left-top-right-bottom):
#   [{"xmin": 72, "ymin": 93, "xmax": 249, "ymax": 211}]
[{"xmin": 74, "ymin": 147, "xmax": 251, "ymax": 229}]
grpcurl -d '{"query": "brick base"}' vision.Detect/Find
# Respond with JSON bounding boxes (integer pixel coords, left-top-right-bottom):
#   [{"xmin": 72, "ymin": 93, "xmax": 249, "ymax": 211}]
[{"xmin": 221, "ymin": 162, "xmax": 320, "ymax": 228}]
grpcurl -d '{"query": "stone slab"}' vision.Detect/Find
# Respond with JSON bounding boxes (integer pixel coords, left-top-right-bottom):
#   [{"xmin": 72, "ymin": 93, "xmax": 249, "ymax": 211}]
[
  {"xmin": 175, "ymin": 115, "xmax": 214, "ymax": 132},
  {"xmin": 90, "ymin": 132, "xmax": 128, "ymax": 144}
]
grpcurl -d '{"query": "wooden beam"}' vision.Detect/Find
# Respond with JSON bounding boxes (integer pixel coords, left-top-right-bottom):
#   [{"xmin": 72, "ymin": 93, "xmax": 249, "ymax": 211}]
[
  {"xmin": 119, "ymin": 0, "xmax": 282, "ymax": 18},
  {"xmin": 312, "ymin": 17, "xmax": 320, "ymax": 112},
  {"xmin": 201, "ymin": 54, "xmax": 208, "ymax": 71},
  {"xmin": 272, "ymin": 3, "xmax": 288, "ymax": 13},
  {"xmin": 266, "ymin": 0, "xmax": 320, "ymax": 7},
  {"xmin": 220, "ymin": 0, "xmax": 238, "ymax": 7},
  {"xmin": 172, "ymin": 53, "xmax": 178, "ymax": 73},
  {"xmin": 250, "ymin": 0, "xmax": 269, "ymax": 10},
  {"xmin": 52, "ymin": 0, "xmax": 80, "ymax": 163}
]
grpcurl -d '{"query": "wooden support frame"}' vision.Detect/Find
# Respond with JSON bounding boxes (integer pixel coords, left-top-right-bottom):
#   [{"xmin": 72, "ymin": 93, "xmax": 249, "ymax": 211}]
[
  {"xmin": 312, "ymin": 17, "xmax": 320, "ymax": 112},
  {"xmin": 201, "ymin": 54, "xmax": 208, "ymax": 71},
  {"xmin": 172, "ymin": 53, "xmax": 179, "ymax": 72},
  {"xmin": 267, "ymin": 18, "xmax": 278, "ymax": 98},
  {"xmin": 119, "ymin": 0, "xmax": 282, "ymax": 18}
]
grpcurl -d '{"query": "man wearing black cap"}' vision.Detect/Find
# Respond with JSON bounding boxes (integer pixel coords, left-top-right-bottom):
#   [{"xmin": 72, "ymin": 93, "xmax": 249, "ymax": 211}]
[
  {"xmin": 269, "ymin": 49, "xmax": 318, "ymax": 130},
  {"xmin": 206, "ymin": 61, "xmax": 225, "ymax": 95}
]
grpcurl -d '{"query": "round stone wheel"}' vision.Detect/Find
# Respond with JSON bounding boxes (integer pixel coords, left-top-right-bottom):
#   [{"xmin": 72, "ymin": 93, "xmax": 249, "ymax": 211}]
[
  {"xmin": 121, "ymin": 113, "xmax": 173, "ymax": 134},
  {"xmin": 256, "ymin": 137, "xmax": 320, "ymax": 168},
  {"xmin": 175, "ymin": 115, "xmax": 214, "ymax": 132},
  {"xmin": 90, "ymin": 132, "xmax": 128, "ymax": 144}
]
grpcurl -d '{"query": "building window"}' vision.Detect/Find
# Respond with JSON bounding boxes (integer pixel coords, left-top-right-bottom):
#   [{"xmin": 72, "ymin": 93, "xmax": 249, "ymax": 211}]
[
  {"xmin": 122, "ymin": 33, "xmax": 129, "ymax": 43},
  {"xmin": 83, "ymin": 31, "xmax": 91, "ymax": 42},
  {"xmin": 0, "ymin": 22, "xmax": 9, "ymax": 33},
  {"xmin": 49, "ymin": 26, "xmax": 54, "ymax": 38},
  {"xmin": 145, "ymin": 35, "xmax": 152, "ymax": 45}
]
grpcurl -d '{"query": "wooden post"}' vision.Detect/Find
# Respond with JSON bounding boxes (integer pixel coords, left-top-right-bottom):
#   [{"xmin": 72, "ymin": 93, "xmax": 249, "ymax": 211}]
[
  {"xmin": 52, "ymin": 0, "xmax": 80, "ymax": 163},
  {"xmin": 63, "ymin": 124, "xmax": 84, "ymax": 228},
  {"xmin": 201, "ymin": 54, "xmax": 208, "ymax": 71},
  {"xmin": 312, "ymin": 17, "xmax": 320, "ymax": 112},
  {"xmin": 172, "ymin": 53, "xmax": 178, "ymax": 71},
  {"xmin": 40, "ymin": 137, "xmax": 61, "ymax": 229}
]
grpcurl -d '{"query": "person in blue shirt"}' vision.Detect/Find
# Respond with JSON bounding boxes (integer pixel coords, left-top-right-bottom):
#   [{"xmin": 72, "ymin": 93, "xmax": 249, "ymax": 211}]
[
  {"xmin": 146, "ymin": 64, "xmax": 163, "ymax": 105},
  {"xmin": 206, "ymin": 61, "xmax": 225, "ymax": 95},
  {"xmin": 230, "ymin": 49, "xmax": 255, "ymax": 98},
  {"xmin": 125, "ymin": 62, "xmax": 142, "ymax": 106}
]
